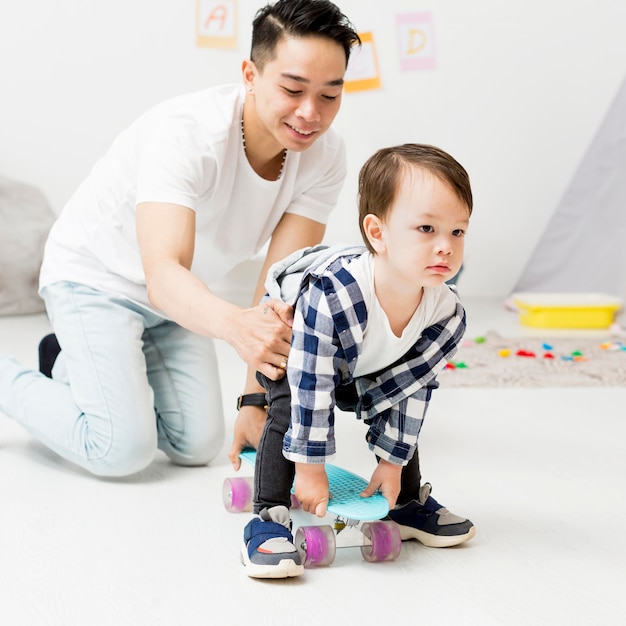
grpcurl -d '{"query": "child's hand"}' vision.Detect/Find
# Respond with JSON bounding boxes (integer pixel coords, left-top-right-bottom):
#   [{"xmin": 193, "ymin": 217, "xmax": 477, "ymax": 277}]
[
  {"xmin": 360, "ymin": 459, "xmax": 402, "ymax": 509},
  {"xmin": 294, "ymin": 463, "xmax": 329, "ymax": 517}
]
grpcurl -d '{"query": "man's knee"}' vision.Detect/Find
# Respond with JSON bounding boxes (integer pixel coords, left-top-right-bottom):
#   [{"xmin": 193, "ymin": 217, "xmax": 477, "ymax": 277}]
[
  {"xmin": 85, "ymin": 432, "xmax": 157, "ymax": 478},
  {"xmin": 162, "ymin": 421, "xmax": 225, "ymax": 467}
]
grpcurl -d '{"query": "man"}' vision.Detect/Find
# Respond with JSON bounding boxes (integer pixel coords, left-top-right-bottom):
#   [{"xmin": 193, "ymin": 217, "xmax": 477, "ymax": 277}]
[{"xmin": 0, "ymin": 0, "xmax": 360, "ymax": 477}]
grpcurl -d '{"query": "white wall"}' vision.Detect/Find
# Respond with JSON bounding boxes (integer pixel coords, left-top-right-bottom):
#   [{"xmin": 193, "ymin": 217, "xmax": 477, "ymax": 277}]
[{"xmin": 2, "ymin": 0, "xmax": 625, "ymax": 297}]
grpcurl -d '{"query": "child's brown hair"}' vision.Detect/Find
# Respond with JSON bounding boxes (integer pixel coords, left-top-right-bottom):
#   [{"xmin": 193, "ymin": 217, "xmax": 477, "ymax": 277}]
[{"xmin": 358, "ymin": 143, "xmax": 473, "ymax": 254}]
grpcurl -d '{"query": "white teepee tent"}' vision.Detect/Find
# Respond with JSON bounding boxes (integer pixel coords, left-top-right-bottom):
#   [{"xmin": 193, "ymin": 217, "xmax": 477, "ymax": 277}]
[{"xmin": 512, "ymin": 74, "xmax": 626, "ymax": 323}]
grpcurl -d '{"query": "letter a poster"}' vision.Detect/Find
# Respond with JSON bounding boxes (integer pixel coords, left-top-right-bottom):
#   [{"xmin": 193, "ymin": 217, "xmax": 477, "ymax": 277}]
[{"xmin": 197, "ymin": 0, "xmax": 238, "ymax": 49}]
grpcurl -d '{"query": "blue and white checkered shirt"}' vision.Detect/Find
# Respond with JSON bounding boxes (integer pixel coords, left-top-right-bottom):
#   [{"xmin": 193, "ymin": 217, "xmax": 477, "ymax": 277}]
[{"xmin": 264, "ymin": 244, "xmax": 466, "ymax": 466}]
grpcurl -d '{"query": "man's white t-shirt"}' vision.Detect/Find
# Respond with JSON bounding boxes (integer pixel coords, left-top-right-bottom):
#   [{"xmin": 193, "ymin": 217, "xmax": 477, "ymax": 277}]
[{"xmin": 40, "ymin": 84, "xmax": 346, "ymax": 316}]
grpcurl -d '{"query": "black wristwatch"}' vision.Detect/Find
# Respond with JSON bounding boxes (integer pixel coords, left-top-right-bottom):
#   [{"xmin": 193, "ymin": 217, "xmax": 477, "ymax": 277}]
[{"xmin": 236, "ymin": 392, "xmax": 268, "ymax": 411}]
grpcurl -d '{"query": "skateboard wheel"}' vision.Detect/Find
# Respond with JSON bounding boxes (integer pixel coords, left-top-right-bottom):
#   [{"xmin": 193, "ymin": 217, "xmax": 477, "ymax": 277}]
[
  {"xmin": 360, "ymin": 521, "xmax": 402, "ymax": 562},
  {"xmin": 222, "ymin": 477, "xmax": 253, "ymax": 513},
  {"xmin": 295, "ymin": 525, "xmax": 336, "ymax": 568}
]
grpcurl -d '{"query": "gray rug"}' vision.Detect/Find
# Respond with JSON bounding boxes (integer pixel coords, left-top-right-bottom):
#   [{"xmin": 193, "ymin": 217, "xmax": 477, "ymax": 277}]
[{"xmin": 437, "ymin": 331, "xmax": 626, "ymax": 387}]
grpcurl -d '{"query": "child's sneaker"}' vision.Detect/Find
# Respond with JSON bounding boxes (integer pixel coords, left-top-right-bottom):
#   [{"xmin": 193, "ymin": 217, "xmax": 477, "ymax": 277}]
[
  {"xmin": 241, "ymin": 506, "xmax": 304, "ymax": 578},
  {"xmin": 388, "ymin": 483, "xmax": 476, "ymax": 548}
]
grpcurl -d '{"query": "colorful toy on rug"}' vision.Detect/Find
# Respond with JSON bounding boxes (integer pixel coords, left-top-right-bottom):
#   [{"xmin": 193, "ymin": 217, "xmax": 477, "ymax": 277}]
[{"xmin": 439, "ymin": 332, "xmax": 626, "ymax": 387}]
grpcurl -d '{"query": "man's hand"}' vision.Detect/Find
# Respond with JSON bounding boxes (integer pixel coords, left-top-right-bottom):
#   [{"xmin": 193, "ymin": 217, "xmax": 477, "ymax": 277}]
[
  {"xmin": 294, "ymin": 463, "xmax": 330, "ymax": 517},
  {"xmin": 227, "ymin": 405, "xmax": 267, "ymax": 470},
  {"xmin": 227, "ymin": 300, "xmax": 293, "ymax": 381},
  {"xmin": 360, "ymin": 459, "xmax": 402, "ymax": 509}
]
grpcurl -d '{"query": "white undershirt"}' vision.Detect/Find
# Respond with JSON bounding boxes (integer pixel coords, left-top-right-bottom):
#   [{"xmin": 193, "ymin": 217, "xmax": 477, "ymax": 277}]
[{"xmin": 348, "ymin": 252, "xmax": 457, "ymax": 376}]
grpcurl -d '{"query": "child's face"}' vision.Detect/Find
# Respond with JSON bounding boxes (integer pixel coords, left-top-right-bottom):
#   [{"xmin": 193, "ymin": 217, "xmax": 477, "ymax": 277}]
[
  {"xmin": 246, "ymin": 35, "xmax": 346, "ymax": 153},
  {"xmin": 371, "ymin": 167, "xmax": 469, "ymax": 291}
]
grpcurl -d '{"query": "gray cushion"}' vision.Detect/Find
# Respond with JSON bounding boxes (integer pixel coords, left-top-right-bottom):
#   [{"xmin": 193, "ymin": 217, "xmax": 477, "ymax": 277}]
[{"xmin": 0, "ymin": 175, "xmax": 56, "ymax": 315}]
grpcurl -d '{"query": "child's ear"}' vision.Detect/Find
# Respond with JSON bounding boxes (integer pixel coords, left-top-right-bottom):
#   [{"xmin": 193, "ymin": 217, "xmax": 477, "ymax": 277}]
[{"xmin": 362, "ymin": 214, "xmax": 386, "ymax": 253}]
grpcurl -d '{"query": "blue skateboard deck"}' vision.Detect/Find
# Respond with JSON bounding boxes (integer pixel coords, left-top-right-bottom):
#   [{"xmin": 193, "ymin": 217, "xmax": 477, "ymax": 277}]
[{"xmin": 240, "ymin": 448, "xmax": 389, "ymax": 522}]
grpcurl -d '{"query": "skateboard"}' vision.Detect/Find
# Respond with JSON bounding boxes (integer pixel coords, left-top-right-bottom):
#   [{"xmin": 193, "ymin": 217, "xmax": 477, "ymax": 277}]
[{"xmin": 223, "ymin": 448, "xmax": 402, "ymax": 567}]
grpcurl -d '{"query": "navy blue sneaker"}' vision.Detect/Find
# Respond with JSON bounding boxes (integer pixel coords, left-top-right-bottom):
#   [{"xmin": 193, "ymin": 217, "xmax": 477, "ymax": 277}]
[
  {"xmin": 241, "ymin": 506, "xmax": 304, "ymax": 578},
  {"xmin": 388, "ymin": 483, "xmax": 476, "ymax": 548}
]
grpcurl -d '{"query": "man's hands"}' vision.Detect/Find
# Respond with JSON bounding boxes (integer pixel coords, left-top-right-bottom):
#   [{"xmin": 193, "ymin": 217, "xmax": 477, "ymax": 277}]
[
  {"xmin": 226, "ymin": 300, "xmax": 294, "ymax": 469},
  {"xmin": 360, "ymin": 458, "xmax": 402, "ymax": 510},
  {"xmin": 294, "ymin": 463, "xmax": 330, "ymax": 518},
  {"xmin": 228, "ymin": 405, "xmax": 267, "ymax": 470},
  {"xmin": 227, "ymin": 299, "xmax": 293, "ymax": 381}
]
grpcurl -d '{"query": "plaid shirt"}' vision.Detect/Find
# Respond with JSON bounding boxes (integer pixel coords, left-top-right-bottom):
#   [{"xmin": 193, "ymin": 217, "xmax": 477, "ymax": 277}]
[{"xmin": 264, "ymin": 244, "xmax": 466, "ymax": 466}]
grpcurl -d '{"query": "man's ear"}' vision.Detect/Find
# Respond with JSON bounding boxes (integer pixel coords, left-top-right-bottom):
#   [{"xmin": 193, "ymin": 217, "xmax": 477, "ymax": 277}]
[
  {"xmin": 241, "ymin": 59, "xmax": 258, "ymax": 92},
  {"xmin": 362, "ymin": 214, "xmax": 386, "ymax": 253}
]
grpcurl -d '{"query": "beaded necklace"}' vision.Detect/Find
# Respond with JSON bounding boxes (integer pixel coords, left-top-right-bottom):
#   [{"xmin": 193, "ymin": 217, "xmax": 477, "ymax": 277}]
[{"xmin": 241, "ymin": 112, "xmax": 287, "ymax": 180}]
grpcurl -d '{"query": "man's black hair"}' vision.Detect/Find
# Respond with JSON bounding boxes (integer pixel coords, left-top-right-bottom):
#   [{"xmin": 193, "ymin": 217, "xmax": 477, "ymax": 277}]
[{"xmin": 251, "ymin": 0, "xmax": 360, "ymax": 69}]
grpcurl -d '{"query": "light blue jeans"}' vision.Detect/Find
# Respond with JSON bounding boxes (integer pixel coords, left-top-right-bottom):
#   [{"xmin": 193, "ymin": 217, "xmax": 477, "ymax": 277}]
[{"xmin": 0, "ymin": 281, "xmax": 224, "ymax": 476}]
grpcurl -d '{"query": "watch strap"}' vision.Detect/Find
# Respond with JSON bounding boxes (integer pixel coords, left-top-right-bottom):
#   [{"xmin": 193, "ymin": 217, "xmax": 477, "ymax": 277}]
[{"xmin": 236, "ymin": 392, "xmax": 268, "ymax": 411}]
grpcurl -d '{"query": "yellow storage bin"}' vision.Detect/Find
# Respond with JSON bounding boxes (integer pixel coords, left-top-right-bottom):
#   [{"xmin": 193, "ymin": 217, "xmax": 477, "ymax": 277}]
[{"xmin": 512, "ymin": 292, "xmax": 622, "ymax": 329}]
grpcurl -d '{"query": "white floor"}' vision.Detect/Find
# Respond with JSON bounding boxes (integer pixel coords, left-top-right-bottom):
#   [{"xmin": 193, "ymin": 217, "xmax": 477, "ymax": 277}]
[{"xmin": 1, "ymin": 299, "xmax": 625, "ymax": 626}]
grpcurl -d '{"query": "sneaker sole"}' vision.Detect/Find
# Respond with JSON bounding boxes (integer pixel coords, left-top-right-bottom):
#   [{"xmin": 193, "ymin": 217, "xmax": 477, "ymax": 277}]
[
  {"xmin": 397, "ymin": 524, "xmax": 476, "ymax": 548},
  {"xmin": 240, "ymin": 545, "xmax": 305, "ymax": 579}
]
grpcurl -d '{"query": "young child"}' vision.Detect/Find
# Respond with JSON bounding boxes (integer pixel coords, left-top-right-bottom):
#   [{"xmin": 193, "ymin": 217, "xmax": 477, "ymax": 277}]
[{"xmin": 240, "ymin": 143, "xmax": 475, "ymax": 578}]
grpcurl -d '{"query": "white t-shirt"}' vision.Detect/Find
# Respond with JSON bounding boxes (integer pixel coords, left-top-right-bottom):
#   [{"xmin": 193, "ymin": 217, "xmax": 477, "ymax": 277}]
[
  {"xmin": 40, "ymin": 84, "xmax": 346, "ymax": 316},
  {"xmin": 347, "ymin": 252, "xmax": 458, "ymax": 376}
]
